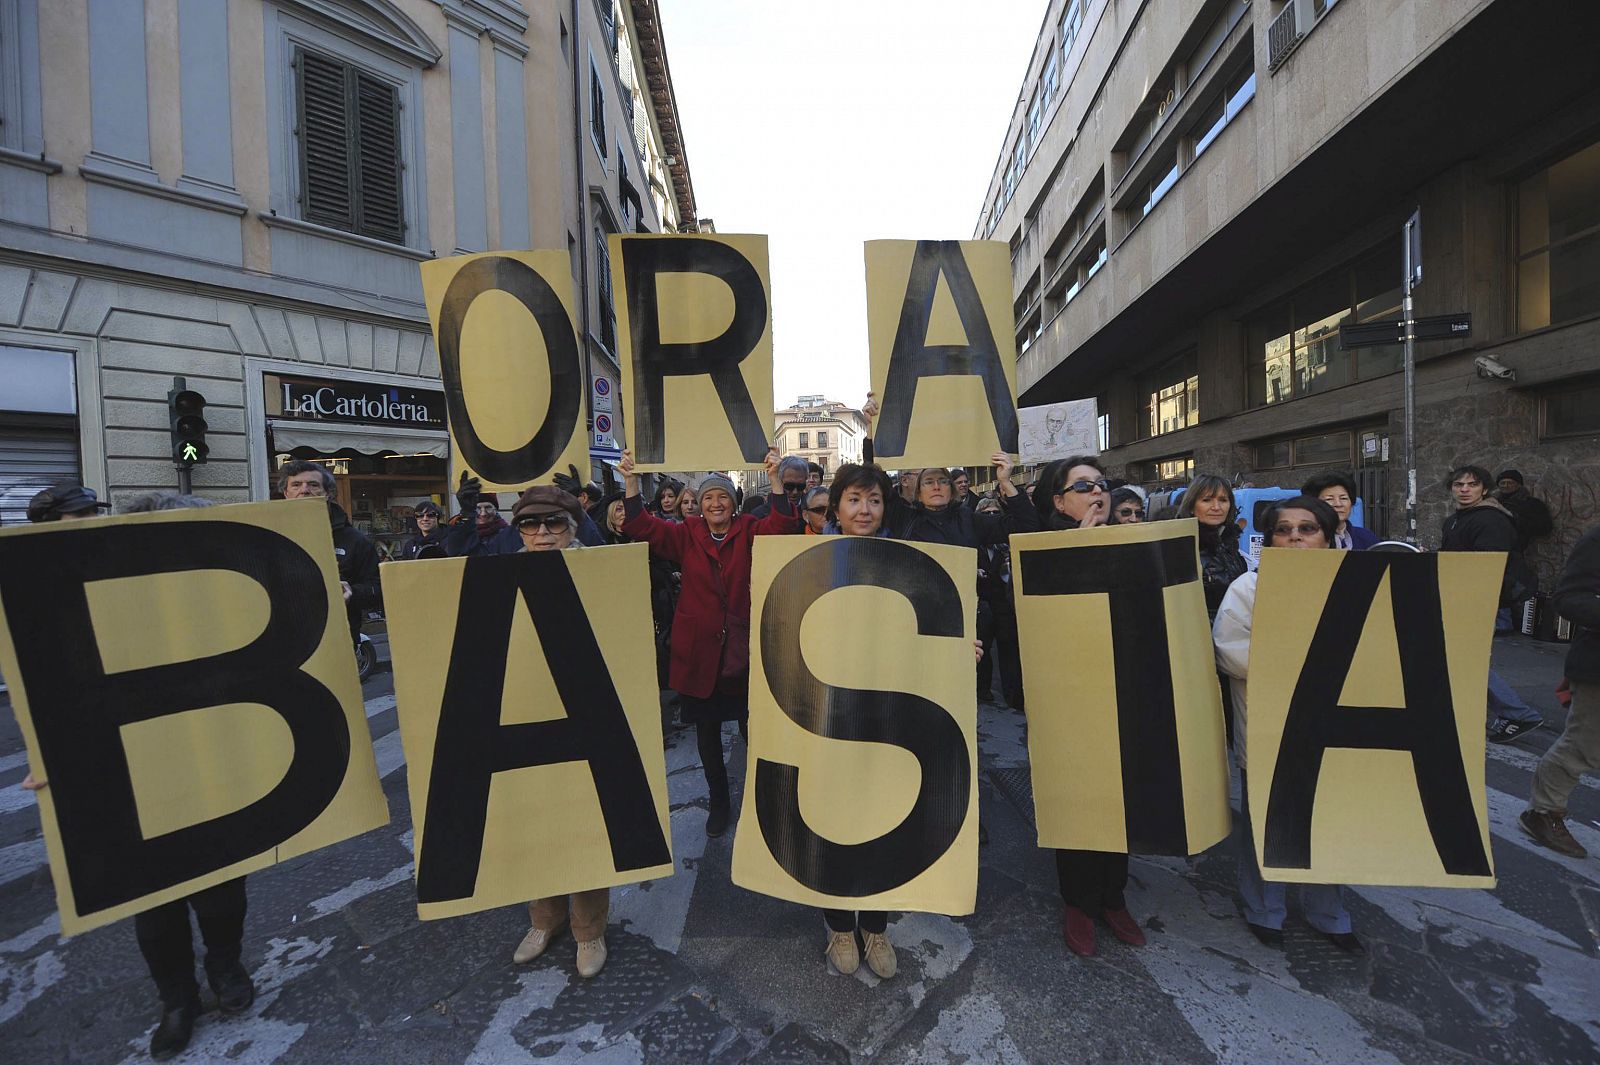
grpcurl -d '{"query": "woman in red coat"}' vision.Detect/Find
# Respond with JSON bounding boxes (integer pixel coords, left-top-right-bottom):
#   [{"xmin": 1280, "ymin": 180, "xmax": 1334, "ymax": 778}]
[{"xmin": 619, "ymin": 446, "xmax": 799, "ymax": 837}]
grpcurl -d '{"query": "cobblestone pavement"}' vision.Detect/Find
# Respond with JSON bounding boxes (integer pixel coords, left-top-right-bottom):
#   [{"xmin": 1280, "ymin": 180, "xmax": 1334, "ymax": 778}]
[{"xmin": 1, "ymin": 636, "xmax": 1597, "ymax": 1063}]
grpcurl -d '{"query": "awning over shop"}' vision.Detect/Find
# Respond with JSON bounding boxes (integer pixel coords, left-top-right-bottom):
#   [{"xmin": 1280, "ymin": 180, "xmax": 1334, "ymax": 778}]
[{"xmin": 268, "ymin": 419, "xmax": 449, "ymax": 459}]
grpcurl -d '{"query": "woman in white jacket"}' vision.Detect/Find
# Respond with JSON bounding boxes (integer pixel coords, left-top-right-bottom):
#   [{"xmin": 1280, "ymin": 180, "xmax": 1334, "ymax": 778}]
[{"xmin": 1213, "ymin": 495, "xmax": 1364, "ymax": 953}]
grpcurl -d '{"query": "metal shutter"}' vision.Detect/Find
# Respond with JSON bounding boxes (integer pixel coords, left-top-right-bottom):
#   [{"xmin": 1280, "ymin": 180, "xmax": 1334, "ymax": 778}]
[{"xmin": 0, "ymin": 426, "xmax": 82, "ymax": 528}]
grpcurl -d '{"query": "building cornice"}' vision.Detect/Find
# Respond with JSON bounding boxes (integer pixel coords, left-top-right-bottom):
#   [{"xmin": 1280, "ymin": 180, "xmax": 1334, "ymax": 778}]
[{"xmin": 627, "ymin": 0, "xmax": 697, "ymax": 227}]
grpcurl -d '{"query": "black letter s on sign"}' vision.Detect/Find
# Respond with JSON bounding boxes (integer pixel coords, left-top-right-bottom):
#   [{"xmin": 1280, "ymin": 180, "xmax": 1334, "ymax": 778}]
[{"xmin": 754, "ymin": 537, "xmax": 970, "ymax": 896}]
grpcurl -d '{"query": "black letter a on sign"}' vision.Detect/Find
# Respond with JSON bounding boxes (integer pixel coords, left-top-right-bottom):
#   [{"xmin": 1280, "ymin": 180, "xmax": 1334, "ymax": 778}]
[
  {"xmin": 416, "ymin": 552, "xmax": 669, "ymax": 903},
  {"xmin": 1263, "ymin": 553, "xmax": 1490, "ymax": 876},
  {"xmin": 875, "ymin": 241, "xmax": 1018, "ymax": 457}
]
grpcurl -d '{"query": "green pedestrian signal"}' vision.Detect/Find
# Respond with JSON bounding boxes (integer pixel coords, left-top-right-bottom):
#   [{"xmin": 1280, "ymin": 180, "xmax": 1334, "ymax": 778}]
[{"xmin": 168, "ymin": 387, "xmax": 209, "ymax": 468}]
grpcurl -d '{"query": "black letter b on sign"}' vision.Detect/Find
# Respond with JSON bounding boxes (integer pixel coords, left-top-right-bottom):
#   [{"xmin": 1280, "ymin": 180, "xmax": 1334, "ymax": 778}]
[{"xmin": 0, "ymin": 522, "xmax": 351, "ymax": 917}]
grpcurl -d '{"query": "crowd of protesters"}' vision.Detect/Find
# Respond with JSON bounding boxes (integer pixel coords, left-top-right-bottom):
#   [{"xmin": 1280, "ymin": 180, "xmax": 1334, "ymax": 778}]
[{"xmin": 9, "ymin": 425, "xmax": 1597, "ymax": 1058}]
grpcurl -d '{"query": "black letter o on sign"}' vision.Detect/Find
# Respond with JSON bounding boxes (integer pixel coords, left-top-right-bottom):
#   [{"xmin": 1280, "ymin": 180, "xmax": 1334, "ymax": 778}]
[{"xmin": 437, "ymin": 257, "xmax": 583, "ymax": 484}]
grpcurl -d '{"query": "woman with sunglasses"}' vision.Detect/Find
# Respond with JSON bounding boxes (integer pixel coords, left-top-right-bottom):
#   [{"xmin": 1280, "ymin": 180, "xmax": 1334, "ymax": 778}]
[
  {"xmin": 1031, "ymin": 456, "xmax": 1148, "ymax": 956},
  {"xmin": 1176, "ymin": 474, "xmax": 1248, "ymax": 621},
  {"xmin": 505, "ymin": 485, "xmax": 619, "ymax": 978},
  {"xmin": 619, "ymin": 446, "xmax": 797, "ymax": 839},
  {"xmin": 800, "ymin": 486, "xmax": 830, "ymax": 535},
  {"xmin": 1213, "ymin": 496, "xmax": 1362, "ymax": 954},
  {"xmin": 1106, "ymin": 487, "xmax": 1146, "ymax": 525}
]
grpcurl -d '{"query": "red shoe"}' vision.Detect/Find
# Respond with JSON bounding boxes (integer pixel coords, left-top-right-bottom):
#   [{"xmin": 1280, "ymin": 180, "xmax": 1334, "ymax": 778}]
[
  {"xmin": 1103, "ymin": 907, "xmax": 1147, "ymax": 947},
  {"xmin": 1062, "ymin": 905, "xmax": 1096, "ymax": 956}
]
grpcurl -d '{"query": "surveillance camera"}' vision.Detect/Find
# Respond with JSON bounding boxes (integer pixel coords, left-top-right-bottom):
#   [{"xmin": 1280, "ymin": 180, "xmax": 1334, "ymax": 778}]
[{"xmin": 1475, "ymin": 355, "xmax": 1516, "ymax": 382}]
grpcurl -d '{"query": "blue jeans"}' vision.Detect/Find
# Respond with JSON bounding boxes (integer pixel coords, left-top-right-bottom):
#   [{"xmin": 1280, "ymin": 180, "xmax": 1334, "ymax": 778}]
[
  {"xmin": 1488, "ymin": 669, "xmax": 1539, "ymax": 725},
  {"xmin": 1236, "ymin": 772, "xmax": 1351, "ymax": 934}
]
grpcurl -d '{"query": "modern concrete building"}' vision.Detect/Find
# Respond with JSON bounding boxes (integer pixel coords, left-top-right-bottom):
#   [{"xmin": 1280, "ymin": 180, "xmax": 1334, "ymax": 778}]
[
  {"xmin": 0, "ymin": 0, "xmax": 698, "ymax": 556},
  {"xmin": 978, "ymin": 0, "xmax": 1600, "ymax": 580}
]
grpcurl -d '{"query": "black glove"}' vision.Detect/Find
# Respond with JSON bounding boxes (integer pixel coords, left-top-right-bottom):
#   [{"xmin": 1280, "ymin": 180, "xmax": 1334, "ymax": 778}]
[
  {"xmin": 553, "ymin": 463, "xmax": 582, "ymax": 496},
  {"xmin": 455, "ymin": 471, "xmax": 481, "ymax": 514}
]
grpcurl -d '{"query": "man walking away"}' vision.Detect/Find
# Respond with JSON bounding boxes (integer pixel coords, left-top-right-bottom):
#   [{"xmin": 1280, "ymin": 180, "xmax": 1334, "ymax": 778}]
[{"xmin": 1521, "ymin": 523, "xmax": 1600, "ymax": 858}]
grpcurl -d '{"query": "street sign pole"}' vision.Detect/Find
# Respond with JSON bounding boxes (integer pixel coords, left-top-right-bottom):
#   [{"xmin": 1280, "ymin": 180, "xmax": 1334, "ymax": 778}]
[
  {"xmin": 173, "ymin": 375, "xmax": 192, "ymax": 495},
  {"xmin": 1402, "ymin": 210, "xmax": 1420, "ymax": 545}
]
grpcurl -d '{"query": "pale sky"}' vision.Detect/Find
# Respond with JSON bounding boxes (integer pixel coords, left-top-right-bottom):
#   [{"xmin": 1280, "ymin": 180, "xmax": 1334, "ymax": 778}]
[{"xmin": 656, "ymin": 0, "xmax": 1048, "ymax": 411}]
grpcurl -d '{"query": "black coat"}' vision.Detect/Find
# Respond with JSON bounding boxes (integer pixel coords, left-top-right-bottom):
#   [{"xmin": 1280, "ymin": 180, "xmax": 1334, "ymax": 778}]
[
  {"xmin": 1498, "ymin": 489, "xmax": 1554, "ymax": 552},
  {"xmin": 397, "ymin": 526, "xmax": 449, "ymax": 560},
  {"xmin": 1441, "ymin": 500, "xmax": 1535, "ymax": 603},
  {"xmin": 900, "ymin": 491, "xmax": 1038, "ymax": 548},
  {"xmin": 1198, "ymin": 522, "xmax": 1248, "ymax": 620},
  {"xmin": 329, "ymin": 503, "xmax": 381, "ymax": 643},
  {"xmin": 1554, "ymin": 524, "xmax": 1600, "ymax": 683}
]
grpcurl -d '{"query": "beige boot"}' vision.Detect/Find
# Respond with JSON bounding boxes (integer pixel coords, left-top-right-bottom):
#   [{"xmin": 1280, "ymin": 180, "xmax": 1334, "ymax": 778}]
[
  {"xmin": 575, "ymin": 936, "xmax": 608, "ymax": 979},
  {"xmin": 862, "ymin": 931, "xmax": 897, "ymax": 979},
  {"xmin": 825, "ymin": 930, "xmax": 859, "ymax": 975},
  {"xmin": 513, "ymin": 921, "xmax": 564, "ymax": 964}
]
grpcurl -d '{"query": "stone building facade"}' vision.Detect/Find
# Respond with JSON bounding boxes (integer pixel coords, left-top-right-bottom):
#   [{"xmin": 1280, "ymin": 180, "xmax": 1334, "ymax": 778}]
[
  {"xmin": 977, "ymin": 0, "xmax": 1600, "ymax": 581},
  {"xmin": 0, "ymin": 0, "xmax": 699, "ymax": 553}
]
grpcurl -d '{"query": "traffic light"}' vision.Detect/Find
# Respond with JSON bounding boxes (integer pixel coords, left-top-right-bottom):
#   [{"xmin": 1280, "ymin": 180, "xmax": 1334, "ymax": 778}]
[{"xmin": 168, "ymin": 387, "xmax": 209, "ymax": 467}]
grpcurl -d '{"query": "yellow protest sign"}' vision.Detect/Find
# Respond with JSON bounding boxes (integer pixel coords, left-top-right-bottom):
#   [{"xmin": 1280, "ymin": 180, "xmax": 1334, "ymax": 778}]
[
  {"xmin": 612, "ymin": 233, "xmax": 775, "ymax": 472},
  {"xmin": 0, "ymin": 499, "xmax": 389, "ymax": 936},
  {"xmin": 1012, "ymin": 520, "xmax": 1230, "ymax": 855},
  {"xmin": 865, "ymin": 240, "xmax": 1019, "ymax": 468},
  {"xmin": 382, "ymin": 542, "xmax": 673, "ymax": 920},
  {"xmin": 731, "ymin": 536, "xmax": 979, "ymax": 915},
  {"xmin": 421, "ymin": 250, "xmax": 592, "ymax": 497},
  {"xmin": 1246, "ymin": 549, "xmax": 1498, "ymax": 888}
]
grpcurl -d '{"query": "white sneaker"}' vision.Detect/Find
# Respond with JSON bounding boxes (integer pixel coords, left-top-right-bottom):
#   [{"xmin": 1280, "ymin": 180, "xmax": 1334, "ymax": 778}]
[
  {"xmin": 862, "ymin": 932, "xmax": 897, "ymax": 979},
  {"xmin": 825, "ymin": 930, "xmax": 859, "ymax": 975},
  {"xmin": 512, "ymin": 923, "xmax": 563, "ymax": 964},
  {"xmin": 575, "ymin": 936, "xmax": 607, "ymax": 978}
]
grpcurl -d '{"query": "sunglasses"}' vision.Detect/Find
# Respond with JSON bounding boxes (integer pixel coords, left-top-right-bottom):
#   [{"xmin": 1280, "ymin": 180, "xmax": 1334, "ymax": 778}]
[
  {"xmin": 781, "ymin": 481, "xmax": 807, "ymax": 494},
  {"xmin": 516, "ymin": 513, "xmax": 573, "ymax": 532},
  {"xmin": 805, "ymin": 505, "xmax": 828, "ymax": 515},
  {"xmin": 1271, "ymin": 522, "xmax": 1323, "ymax": 537},
  {"xmin": 1057, "ymin": 478, "xmax": 1109, "ymax": 495},
  {"xmin": 1115, "ymin": 507, "xmax": 1145, "ymax": 518}
]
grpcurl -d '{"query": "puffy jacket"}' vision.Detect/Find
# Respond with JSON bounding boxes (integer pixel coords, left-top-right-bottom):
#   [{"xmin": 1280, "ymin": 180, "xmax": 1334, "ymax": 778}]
[
  {"xmin": 1440, "ymin": 500, "xmax": 1535, "ymax": 604},
  {"xmin": 397, "ymin": 526, "xmax": 449, "ymax": 560},
  {"xmin": 621, "ymin": 492, "xmax": 800, "ymax": 699},
  {"xmin": 1553, "ymin": 524, "xmax": 1600, "ymax": 683}
]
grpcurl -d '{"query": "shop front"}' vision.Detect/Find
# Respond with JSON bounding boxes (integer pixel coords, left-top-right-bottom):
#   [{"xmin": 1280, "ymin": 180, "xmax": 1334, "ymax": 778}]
[{"xmin": 253, "ymin": 366, "xmax": 451, "ymax": 561}]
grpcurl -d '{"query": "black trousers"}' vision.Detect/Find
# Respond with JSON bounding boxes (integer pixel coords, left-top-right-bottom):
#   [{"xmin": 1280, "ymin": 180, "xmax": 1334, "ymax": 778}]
[
  {"xmin": 1055, "ymin": 850, "xmax": 1128, "ymax": 913},
  {"xmin": 981, "ymin": 603, "xmax": 1024, "ymax": 710},
  {"xmin": 134, "ymin": 877, "xmax": 248, "ymax": 1005},
  {"xmin": 823, "ymin": 909, "xmax": 888, "ymax": 935},
  {"xmin": 696, "ymin": 717, "xmax": 747, "ymax": 807}
]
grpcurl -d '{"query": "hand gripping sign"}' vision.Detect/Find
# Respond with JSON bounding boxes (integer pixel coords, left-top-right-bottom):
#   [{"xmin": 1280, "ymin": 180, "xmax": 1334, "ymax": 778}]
[
  {"xmin": 382, "ymin": 542, "xmax": 673, "ymax": 919},
  {"xmin": 732, "ymin": 536, "xmax": 979, "ymax": 915},
  {"xmin": 1012, "ymin": 520, "xmax": 1231, "ymax": 855},
  {"xmin": 1246, "ymin": 549, "xmax": 1497, "ymax": 888},
  {"xmin": 865, "ymin": 240, "xmax": 1020, "ymax": 468},
  {"xmin": 0, "ymin": 500, "xmax": 388, "ymax": 935},
  {"xmin": 612, "ymin": 233, "xmax": 776, "ymax": 472},
  {"xmin": 421, "ymin": 250, "xmax": 593, "ymax": 498}
]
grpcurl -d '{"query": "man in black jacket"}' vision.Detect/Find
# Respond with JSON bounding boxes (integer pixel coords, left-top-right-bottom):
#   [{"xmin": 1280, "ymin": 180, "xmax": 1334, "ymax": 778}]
[
  {"xmin": 1440, "ymin": 464, "xmax": 1542, "ymax": 741},
  {"xmin": 280, "ymin": 460, "xmax": 381, "ymax": 648},
  {"xmin": 1495, "ymin": 469, "xmax": 1555, "ymax": 553},
  {"xmin": 397, "ymin": 500, "xmax": 448, "ymax": 560},
  {"xmin": 1521, "ymin": 524, "xmax": 1600, "ymax": 858}
]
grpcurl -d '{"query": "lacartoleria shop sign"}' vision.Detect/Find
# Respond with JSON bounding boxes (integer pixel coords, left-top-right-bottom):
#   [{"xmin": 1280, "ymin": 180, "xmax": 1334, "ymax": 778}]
[{"xmin": 265, "ymin": 374, "xmax": 446, "ymax": 430}]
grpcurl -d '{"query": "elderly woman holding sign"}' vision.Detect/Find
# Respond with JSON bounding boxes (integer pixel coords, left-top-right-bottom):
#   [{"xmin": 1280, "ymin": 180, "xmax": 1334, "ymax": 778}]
[
  {"xmin": 619, "ymin": 446, "xmax": 798, "ymax": 839},
  {"xmin": 506, "ymin": 485, "xmax": 619, "ymax": 979}
]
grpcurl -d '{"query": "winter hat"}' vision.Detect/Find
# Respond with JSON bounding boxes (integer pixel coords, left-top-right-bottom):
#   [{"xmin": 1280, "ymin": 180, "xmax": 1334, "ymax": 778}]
[
  {"xmin": 476, "ymin": 492, "xmax": 500, "ymax": 509},
  {"xmin": 27, "ymin": 481, "xmax": 111, "ymax": 522},
  {"xmin": 512, "ymin": 485, "xmax": 582, "ymax": 525},
  {"xmin": 1496, "ymin": 469, "xmax": 1523, "ymax": 486},
  {"xmin": 697, "ymin": 473, "xmax": 737, "ymax": 505}
]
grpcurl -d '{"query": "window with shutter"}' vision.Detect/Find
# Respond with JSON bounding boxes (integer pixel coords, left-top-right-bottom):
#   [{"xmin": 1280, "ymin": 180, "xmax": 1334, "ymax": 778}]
[
  {"xmin": 594, "ymin": 226, "xmax": 616, "ymax": 353},
  {"xmin": 294, "ymin": 46, "xmax": 405, "ymax": 244},
  {"xmin": 590, "ymin": 61, "xmax": 607, "ymax": 157}
]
